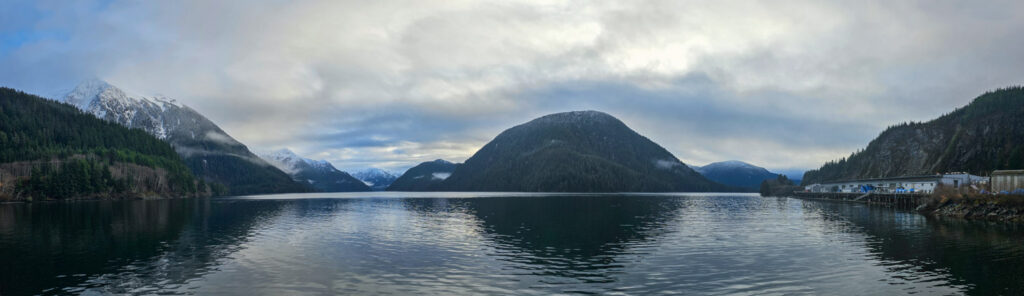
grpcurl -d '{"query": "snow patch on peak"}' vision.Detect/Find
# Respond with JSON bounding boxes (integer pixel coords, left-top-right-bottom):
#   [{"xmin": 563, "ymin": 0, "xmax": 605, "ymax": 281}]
[
  {"xmin": 309, "ymin": 159, "xmax": 334, "ymax": 170},
  {"xmin": 355, "ymin": 168, "xmax": 396, "ymax": 178},
  {"xmin": 714, "ymin": 160, "xmax": 755, "ymax": 168},
  {"xmin": 533, "ymin": 110, "xmax": 619, "ymax": 126},
  {"xmin": 267, "ymin": 148, "xmax": 301, "ymax": 160},
  {"xmin": 152, "ymin": 95, "xmax": 183, "ymax": 109},
  {"xmin": 353, "ymin": 168, "xmax": 399, "ymax": 190},
  {"xmin": 61, "ymin": 79, "xmax": 183, "ymax": 111},
  {"xmin": 259, "ymin": 148, "xmax": 308, "ymax": 175},
  {"xmin": 259, "ymin": 149, "xmax": 339, "ymax": 175},
  {"xmin": 54, "ymin": 79, "xmax": 200, "ymax": 141},
  {"xmin": 62, "ymin": 79, "xmax": 113, "ymax": 109},
  {"xmin": 552, "ymin": 110, "xmax": 611, "ymax": 120}
]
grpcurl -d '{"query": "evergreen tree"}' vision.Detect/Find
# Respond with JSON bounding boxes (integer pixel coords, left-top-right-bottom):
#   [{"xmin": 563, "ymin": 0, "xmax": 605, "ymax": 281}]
[{"xmin": 0, "ymin": 87, "xmax": 215, "ymax": 199}]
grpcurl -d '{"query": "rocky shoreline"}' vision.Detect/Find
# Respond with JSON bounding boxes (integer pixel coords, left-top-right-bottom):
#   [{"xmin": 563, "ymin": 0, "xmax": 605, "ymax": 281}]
[
  {"xmin": 918, "ymin": 201, "xmax": 1024, "ymax": 222},
  {"xmin": 784, "ymin": 191, "xmax": 1024, "ymax": 223}
]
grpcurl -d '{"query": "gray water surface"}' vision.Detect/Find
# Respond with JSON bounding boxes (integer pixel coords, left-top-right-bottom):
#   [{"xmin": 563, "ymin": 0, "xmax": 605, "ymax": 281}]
[{"xmin": 2, "ymin": 193, "xmax": 1023, "ymax": 295}]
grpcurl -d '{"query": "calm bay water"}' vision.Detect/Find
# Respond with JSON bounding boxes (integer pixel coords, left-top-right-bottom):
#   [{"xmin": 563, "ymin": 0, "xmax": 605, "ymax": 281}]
[{"xmin": 2, "ymin": 193, "xmax": 1024, "ymax": 295}]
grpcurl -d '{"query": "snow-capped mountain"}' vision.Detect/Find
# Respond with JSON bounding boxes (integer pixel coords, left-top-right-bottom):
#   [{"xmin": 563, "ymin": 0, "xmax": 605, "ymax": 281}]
[
  {"xmin": 694, "ymin": 160, "xmax": 780, "ymax": 191},
  {"xmin": 260, "ymin": 149, "xmax": 320, "ymax": 175},
  {"xmin": 259, "ymin": 149, "xmax": 370, "ymax": 192},
  {"xmin": 58, "ymin": 79, "xmax": 233, "ymax": 145},
  {"xmin": 54, "ymin": 79, "xmax": 309, "ymax": 195},
  {"xmin": 352, "ymin": 168, "xmax": 399, "ymax": 191}
]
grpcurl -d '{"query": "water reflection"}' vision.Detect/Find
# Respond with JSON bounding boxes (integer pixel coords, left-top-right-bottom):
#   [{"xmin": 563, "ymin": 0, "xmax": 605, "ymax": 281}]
[
  {"xmin": 464, "ymin": 196, "xmax": 682, "ymax": 279},
  {"xmin": 0, "ymin": 199, "xmax": 286, "ymax": 295},
  {"xmin": 3, "ymin": 194, "xmax": 1024, "ymax": 295},
  {"xmin": 805, "ymin": 201, "xmax": 1024, "ymax": 295}
]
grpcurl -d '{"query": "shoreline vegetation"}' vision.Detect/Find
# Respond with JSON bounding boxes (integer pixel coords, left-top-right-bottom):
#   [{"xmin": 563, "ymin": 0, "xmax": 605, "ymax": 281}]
[{"xmin": 0, "ymin": 193, "xmax": 189, "ymax": 203}]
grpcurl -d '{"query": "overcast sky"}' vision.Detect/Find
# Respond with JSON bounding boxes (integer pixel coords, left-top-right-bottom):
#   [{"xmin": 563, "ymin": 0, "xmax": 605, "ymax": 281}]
[{"xmin": 3, "ymin": 0, "xmax": 1023, "ymax": 174}]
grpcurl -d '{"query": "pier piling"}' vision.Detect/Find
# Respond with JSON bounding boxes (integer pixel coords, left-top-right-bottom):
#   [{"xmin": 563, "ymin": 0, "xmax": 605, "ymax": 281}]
[{"xmin": 790, "ymin": 192, "xmax": 927, "ymax": 209}]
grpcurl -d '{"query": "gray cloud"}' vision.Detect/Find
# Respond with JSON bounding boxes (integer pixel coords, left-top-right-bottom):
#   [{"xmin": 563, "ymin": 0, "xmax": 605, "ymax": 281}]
[{"xmin": 2, "ymin": 0, "xmax": 1024, "ymax": 174}]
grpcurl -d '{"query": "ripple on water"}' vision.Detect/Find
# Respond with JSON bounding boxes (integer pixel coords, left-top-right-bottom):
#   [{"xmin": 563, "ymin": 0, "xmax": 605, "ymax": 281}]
[{"xmin": 3, "ymin": 194, "xmax": 1024, "ymax": 295}]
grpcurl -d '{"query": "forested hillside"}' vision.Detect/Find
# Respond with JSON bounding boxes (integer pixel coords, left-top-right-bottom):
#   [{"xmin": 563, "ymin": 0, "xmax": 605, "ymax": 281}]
[
  {"xmin": 55, "ymin": 80, "xmax": 309, "ymax": 195},
  {"xmin": 0, "ymin": 88, "xmax": 210, "ymax": 200},
  {"xmin": 802, "ymin": 86, "xmax": 1024, "ymax": 185},
  {"xmin": 438, "ymin": 111, "xmax": 731, "ymax": 192},
  {"xmin": 386, "ymin": 159, "xmax": 457, "ymax": 191},
  {"xmin": 695, "ymin": 161, "xmax": 779, "ymax": 191}
]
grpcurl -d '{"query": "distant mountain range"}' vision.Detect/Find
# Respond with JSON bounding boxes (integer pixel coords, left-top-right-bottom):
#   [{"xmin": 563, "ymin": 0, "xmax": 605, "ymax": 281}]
[
  {"xmin": 353, "ymin": 168, "xmax": 398, "ymax": 191},
  {"xmin": 433, "ymin": 111, "xmax": 731, "ymax": 192},
  {"xmin": 693, "ymin": 160, "xmax": 782, "ymax": 191},
  {"xmin": 259, "ymin": 149, "xmax": 369, "ymax": 192},
  {"xmin": 386, "ymin": 159, "xmax": 457, "ymax": 191},
  {"xmin": 802, "ymin": 86, "xmax": 1024, "ymax": 185},
  {"xmin": 32, "ymin": 80, "xmax": 1022, "ymax": 196},
  {"xmin": 772, "ymin": 169, "xmax": 805, "ymax": 184},
  {"xmin": 53, "ymin": 80, "xmax": 309, "ymax": 195},
  {"xmin": 2, "ymin": 88, "xmax": 782, "ymax": 198}
]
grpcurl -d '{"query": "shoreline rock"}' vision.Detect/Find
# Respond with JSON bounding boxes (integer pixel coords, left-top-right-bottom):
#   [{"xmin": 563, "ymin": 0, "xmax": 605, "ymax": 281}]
[{"xmin": 919, "ymin": 201, "xmax": 1024, "ymax": 222}]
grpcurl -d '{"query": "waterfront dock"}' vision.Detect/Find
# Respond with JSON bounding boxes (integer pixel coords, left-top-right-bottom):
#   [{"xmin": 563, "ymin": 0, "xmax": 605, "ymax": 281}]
[{"xmin": 791, "ymin": 192, "xmax": 929, "ymax": 209}]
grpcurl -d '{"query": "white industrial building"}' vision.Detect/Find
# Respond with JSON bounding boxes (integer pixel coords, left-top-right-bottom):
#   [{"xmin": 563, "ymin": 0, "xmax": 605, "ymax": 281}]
[
  {"xmin": 804, "ymin": 173, "xmax": 988, "ymax": 194},
  {"xmin": 991, "ymin": 170, "xmax": 1024, "ymax": 192}
]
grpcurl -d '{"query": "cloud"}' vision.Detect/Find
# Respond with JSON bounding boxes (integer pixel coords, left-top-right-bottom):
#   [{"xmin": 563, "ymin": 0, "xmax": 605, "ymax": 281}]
[
  {"xmin": 431, "ymin": 172, "xmax": 451, "ymax": 181},
  {"xmin": 3, "ymin": 0, "xmax": 1024, "ymax": 173},
  {"xmin": 203, "ymin": 131, "xmax": 237, "ymax": 147}
]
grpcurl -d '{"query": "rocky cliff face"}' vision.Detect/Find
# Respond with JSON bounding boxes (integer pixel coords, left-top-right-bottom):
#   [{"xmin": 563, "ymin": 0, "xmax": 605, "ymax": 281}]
[{"xmin": 803, "ymin": 87, "xmax": 1024, "ymax": 185}]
